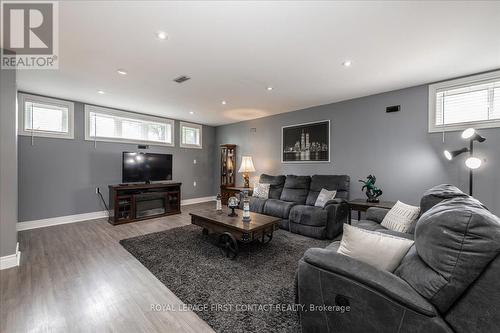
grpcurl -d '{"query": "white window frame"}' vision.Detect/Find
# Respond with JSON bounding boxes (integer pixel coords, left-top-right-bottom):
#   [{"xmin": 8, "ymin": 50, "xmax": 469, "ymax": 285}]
[
  {"xmin": 428, "ymin": 70, "xmax": 500, "ymax": 133},
  {"xmin": 180, "ymin": 121, "xmax": 203, "ymax": 149},
  {"xmin": 18, "ymin": 93, "xmax": 75, "ymax": 139},
  {"xmin": 84, "ymin": 105, "xmax": 175, "ymax": 147}
]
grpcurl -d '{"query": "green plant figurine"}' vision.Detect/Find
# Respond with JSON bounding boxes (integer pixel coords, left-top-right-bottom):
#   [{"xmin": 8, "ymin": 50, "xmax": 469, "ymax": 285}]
[{"xmin": 359, "ymin": 175, "xmax": 383, "ymax": 203}]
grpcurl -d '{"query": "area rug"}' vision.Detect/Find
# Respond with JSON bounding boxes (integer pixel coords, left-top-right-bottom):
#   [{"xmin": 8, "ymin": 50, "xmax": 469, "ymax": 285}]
[{"xmin": 119, "ymin": 225, "xmax": 330, "ymax": 333}]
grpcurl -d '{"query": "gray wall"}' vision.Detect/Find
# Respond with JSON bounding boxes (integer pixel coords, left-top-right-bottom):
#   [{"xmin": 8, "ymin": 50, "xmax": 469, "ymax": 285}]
[
  {"xmin": 215, "ymin": 84, "xmax": 500, "ymax": 215},
  {"xmin": 18, "ymin": 96, "xmax": 216, "ymax": 222},
  {"xmin": 0, "ymin": 67, "xmax": 18, "ymax": 256}
]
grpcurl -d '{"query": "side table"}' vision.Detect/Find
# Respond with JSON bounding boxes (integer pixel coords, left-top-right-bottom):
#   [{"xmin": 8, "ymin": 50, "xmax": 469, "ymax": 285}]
[
  {"xmin": 220, "ymin": 186, "xmax": 253, "ymax": 205},
  {"xmin": 348, "ymin": 199, "xmax": 396, "ymax": 224}
]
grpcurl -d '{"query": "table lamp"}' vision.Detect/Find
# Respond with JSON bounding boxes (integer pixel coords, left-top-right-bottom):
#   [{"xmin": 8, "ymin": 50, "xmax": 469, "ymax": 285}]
[{"xmin": 238, "ymin": 156, "xmax": 255, "ymax": 188}]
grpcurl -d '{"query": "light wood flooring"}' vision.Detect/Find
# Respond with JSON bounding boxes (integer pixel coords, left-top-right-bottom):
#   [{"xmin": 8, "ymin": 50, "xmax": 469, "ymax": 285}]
[{"xmin": 0, "ymin": 202, "xmax": 216, "ymax": 333}]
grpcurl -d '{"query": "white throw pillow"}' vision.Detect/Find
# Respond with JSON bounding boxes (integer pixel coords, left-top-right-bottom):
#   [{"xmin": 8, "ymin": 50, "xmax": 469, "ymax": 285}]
[
  {"xmin": 337, "ymin": 224, "xmax": 414, "ymax": 272},
  {"xmin": 381, "ymin": 201, "xmax": 420, "ymax": 233},
  {"xmin": 314, "ymin": 189, "xmax": 337, "ymax": 208},
  {"xmin": 252, "ymin": 182, "xmax": 270, "ymax": 199}
]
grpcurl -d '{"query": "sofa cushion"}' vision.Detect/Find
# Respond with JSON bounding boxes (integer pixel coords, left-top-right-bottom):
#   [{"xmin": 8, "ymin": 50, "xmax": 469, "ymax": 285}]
[
  {"xmin": 354, "ymin": 219, "xmax": 414, "ymax": 240},
  {"xmin": 306, "ymin": 175, "xmax": 350, "ymax": 205},
  {"xmin": 260, "ymin": 174, "xmax": 286, "ymax": 200},
  {"xmin": 325, "ymin": 241, "xmax": 340, "ymax": 251},
  {"xmin": 395, "ymin": 196, "xmax": 500, "ymax": 313},
  {"xmin": 444, "ymin": 255, "xmax": 500, "ymax": 333},
  {"xmin": 337, "ymin": 224, "xmax": 414, "ymax": 272},
  {"xmin": 263, "ymin": 199, "xmax": 296, "ymax": 219},
  {"xmin": 419, "ymin": 184, "xmax": 468, "ymax": 214},
  {"xmin": 290, "ymin": 223, "xmax": 328, "ymax": 239},
  {"xmin": 289, "ymin": 205, "xmax": 328, "ymax": 227},
  {"xmin": 365, "ymin": 207, "xmax": 390, "ymax": 224},
  {"xmin": 252, "ymin": 182, "xmax": 270, "ymax": 199},
  {"xmin": 279, "ymin": 219, "xmax": 290, "ymax": 231},
  {"xmin": 246, "ymin": 196, "xmax": 267, "ymax": 214},
  {"xmin": 280, "ymin": 175, "xmax": 311, "ymax": 204},
  {"xmin": 314, "ymin": 189, "xmax": 337, "ymax": 208},
  {"xmin": 381, "ymin": 201, "xmax": 420, "ymax": 233}
]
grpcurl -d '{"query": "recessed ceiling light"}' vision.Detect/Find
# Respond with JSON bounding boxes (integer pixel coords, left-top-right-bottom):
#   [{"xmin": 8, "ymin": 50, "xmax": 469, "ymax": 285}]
[
  {"xmin": 156, "ymin": 31, "xmax": 168, "ymax": 40},
  {"xmin": 267, "ymin": 86, "xmax": 273, "ymax": 91},
  {"xmin": 97, "ymin": 90, "xmax": 105, "ymax": 94},
  {"xmin": 342, "ymin": 60, "xmax": 352, "ymax": 67},
  {"xmin": 189, "ymin": 111, "xmax": 194, "ymax": 115},
  {"xmin": 117, "ymin": 69, "xmax": 127, "ymax": 75},
  {"xmin": 221, "ymin": 100, "xmax": 227, "ymax": 105}
]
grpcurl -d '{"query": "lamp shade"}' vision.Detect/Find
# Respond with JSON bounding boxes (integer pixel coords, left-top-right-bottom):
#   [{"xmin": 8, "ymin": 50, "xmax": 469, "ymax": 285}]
[
  {"xmin": 461, "ymin": 128, "xmax": 476, "ymax": 139},
  {"xmin": 465, "ymin": 157, "xmax": 482, "ymax": 169},
  {"xmin": 443, "ymin": 147, "xmax": 469, "ymax": 160},
  {"xmin": 461, "ymin": 127, "xmax": 486, "ymax": 142},
  {"xmin": 238, "ymin": 156, "xmax": 256, "ymax": 173},
  {"xmin": 444, "ymin": 150, "xmax": 453, "ymax": 160}
]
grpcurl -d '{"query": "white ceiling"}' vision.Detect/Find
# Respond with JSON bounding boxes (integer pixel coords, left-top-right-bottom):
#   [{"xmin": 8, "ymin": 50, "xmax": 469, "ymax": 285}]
[{"xmin": 13, "ymin": 1, "xmax": 500, "ymax": 126}]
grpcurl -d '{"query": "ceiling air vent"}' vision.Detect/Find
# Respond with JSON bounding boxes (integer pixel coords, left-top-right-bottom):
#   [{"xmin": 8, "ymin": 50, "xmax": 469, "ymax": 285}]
[{"xmin": 173, "ymin": 75, "xmax": 191, "ymax": 83}]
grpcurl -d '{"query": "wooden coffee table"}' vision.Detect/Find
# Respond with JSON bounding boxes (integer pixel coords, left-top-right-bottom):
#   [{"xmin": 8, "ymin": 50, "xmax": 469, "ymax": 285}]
[{"xmin": 190, "ymin": 208, "xmax": 281, "ymax": 259}]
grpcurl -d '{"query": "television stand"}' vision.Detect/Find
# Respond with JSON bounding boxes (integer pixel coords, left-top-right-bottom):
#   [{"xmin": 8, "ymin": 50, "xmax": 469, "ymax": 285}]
[{"xmin": 108, "ymin": 182, "xmax": 182, "ymax": 225}]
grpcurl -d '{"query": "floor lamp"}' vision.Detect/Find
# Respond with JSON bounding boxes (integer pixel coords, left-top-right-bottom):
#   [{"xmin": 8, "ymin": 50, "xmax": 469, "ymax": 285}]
[{"xmin": 444, "ymin": 128, "xmax": 486, "ymax": 196}]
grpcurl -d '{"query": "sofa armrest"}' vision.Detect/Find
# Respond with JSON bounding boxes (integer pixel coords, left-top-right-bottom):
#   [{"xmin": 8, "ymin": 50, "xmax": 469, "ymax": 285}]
[
  {"xmin": 323, "ymin": 198, "xmax": 347, "ymax": 206},
  {"xmin": 323, "ymin": 200, "xmax": 349, "ymax": 239},
  {"xmin": 366, "ymin": 207, "xmax": 390, "ymax": 224},
  {"xmin": 302, "ymin": 248, "xmax": 436, "ymax": 316}
]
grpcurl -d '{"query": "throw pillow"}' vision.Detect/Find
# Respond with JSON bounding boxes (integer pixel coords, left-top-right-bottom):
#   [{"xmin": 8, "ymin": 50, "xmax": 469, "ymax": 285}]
[
  {"xmin": 337, "ymin": 224, "xmax": 414, "ymax": 272},
  {"xmin": 252, "ymin": 182, "xmax": 270, "ymax": 199},
  {"xmin": 381, "ymin": 201, "xmax": 421, "ymax": 233},
  {"xmin": 314, "ymin": 188, "xmax": 337, "ymax": 207}
]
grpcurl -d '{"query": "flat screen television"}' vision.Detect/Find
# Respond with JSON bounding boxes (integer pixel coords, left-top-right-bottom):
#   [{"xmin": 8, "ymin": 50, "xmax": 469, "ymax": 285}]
[{"xmin": 122, "ymin": 152, "xmax": 172, "ymax": 183}]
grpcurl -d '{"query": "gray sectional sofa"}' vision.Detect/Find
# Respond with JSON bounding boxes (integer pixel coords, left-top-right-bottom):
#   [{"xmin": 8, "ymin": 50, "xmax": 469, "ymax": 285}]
[
  {"xmin": 241, "ymin": 174, "xmax": 350, "ymax": 239},
  {"xmin": 297, "ymin": 184, "xmax": 500, "ymax": 333}
]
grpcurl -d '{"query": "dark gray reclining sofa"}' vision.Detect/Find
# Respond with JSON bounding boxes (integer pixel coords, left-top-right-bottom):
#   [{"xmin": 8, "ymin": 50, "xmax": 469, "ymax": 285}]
[
  {"xmin": 297, "ymin": 184, "xmax": 500, "ymax": 333},
  {"xmin": 241, "ymin": 174, "xmax": 350, "ymax": 239}
]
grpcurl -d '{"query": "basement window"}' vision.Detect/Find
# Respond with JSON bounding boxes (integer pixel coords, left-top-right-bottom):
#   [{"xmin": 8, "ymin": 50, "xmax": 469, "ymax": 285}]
[
  {"xmin": 18, "ymin": 93, "xmax": 75, "ymax": 139},
  {"xmin": 428, "ymin": 70, "xmax": 500, "ymax": 132},
  {"xmin": 180, "ymin": 122, "xmax": 202, "ymax": 148},
  {"xmin": 85, "ymin": 105, "xmax": 174, "ymax": 146}
]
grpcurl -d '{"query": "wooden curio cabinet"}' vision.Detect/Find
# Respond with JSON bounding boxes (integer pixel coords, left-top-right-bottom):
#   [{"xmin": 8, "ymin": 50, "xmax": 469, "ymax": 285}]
[{"xmin": 220, "ymin": 144, "xmax": 236, "ymax": 204}]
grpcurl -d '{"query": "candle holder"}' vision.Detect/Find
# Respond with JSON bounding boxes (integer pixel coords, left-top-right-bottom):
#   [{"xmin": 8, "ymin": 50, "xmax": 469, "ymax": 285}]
[{"xmin": 227, "ymin": 196, "xmax": 239, "ymax": 217}]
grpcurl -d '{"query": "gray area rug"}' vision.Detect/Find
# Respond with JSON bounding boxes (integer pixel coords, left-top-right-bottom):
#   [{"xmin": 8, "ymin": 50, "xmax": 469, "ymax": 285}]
[{"xmin": 120, "ymin": 225, "xmax": 330, "ymax": 333}]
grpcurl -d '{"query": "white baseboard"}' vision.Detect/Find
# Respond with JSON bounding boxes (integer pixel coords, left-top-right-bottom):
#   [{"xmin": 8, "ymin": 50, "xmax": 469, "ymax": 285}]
[
  {"xmin": 17, "ymin": 196, "xmax": 216, "ymax": 231},
  {"xmin": 17, "ymin": 210, "xmax": 109, "ymax": 231},
  {"xmin": 0, "ymin": 242, "xmax": 21, "ymax": 270},
  {"xmin": 181, "ymin": 196, "xmax": 215, "ymax": 206}
]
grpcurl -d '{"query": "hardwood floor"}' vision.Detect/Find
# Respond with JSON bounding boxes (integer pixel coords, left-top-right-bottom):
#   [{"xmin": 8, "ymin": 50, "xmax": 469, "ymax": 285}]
[{"xmin": 0, "ymin": 202, "xmax": 216, "ymax": 333}]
